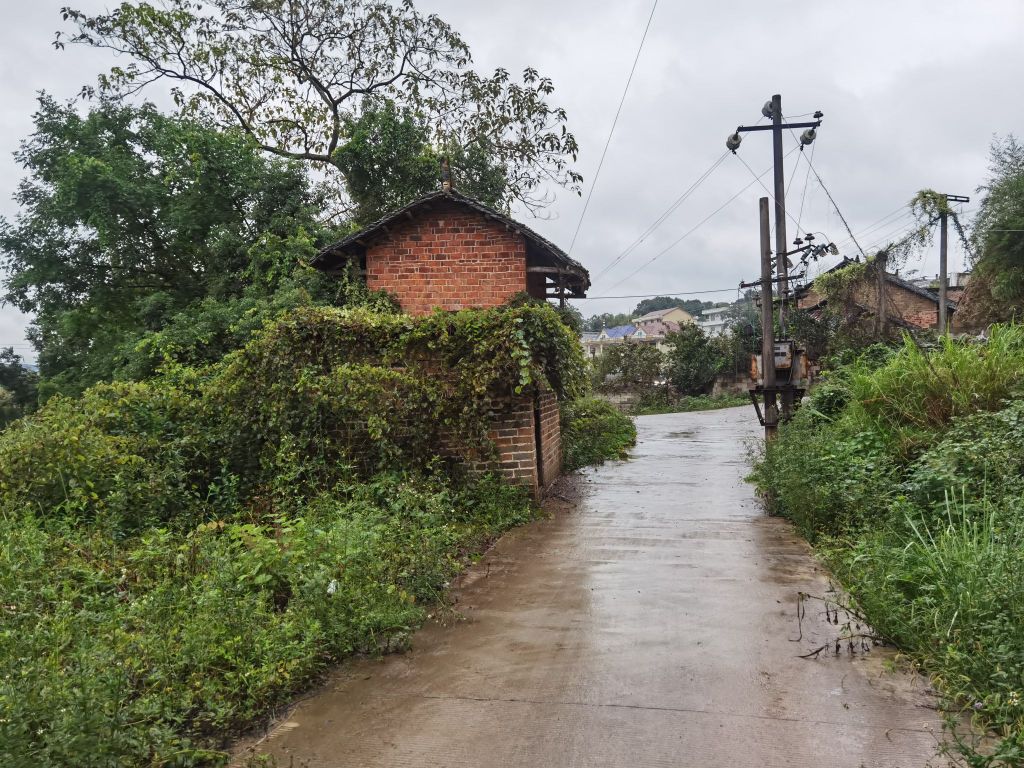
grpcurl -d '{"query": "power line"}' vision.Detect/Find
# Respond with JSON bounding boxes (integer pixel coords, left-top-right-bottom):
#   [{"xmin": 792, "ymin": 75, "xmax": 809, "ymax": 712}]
[
  {"xmin": 732, "ymin": 149, "xmax": 811, "ymax": 235},
  {"xmin": 794, "ymin": 140, "xmax": 815, "ymax": 234},
  {"xmin": 575, "ymin": 287, "xmax": 741, "ymax": 300},
  {"xmin": 601, "ymin": 145, "xmax": 801, "ymax": 293},
  {"xmin": 800, "ymin": 150, "xmax": 867, "ymax": 259},
  {"xmin": 591, "ymin": 151, "xmax": 729, "ymax": 282},
  {"xmin": 567, "ymin": 0, "xmax": 658, "ymax": 255}
]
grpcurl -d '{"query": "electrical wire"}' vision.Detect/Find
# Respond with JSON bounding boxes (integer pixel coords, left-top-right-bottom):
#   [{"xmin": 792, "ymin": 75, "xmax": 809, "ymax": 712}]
[
  {"xmin": 575, "ymin": 287, "xmax": 741, "ymax": 300},
  {"xmin": 600, "ymin": 145, "xmax": 801, "ymax": 293},
  {"xmin": 794, "ymin": 141, "xmax": 815, "ymax": 235},
  {"xmin": 567, "ymin": 0, "xmax": 659, "ymax": 255},
  {"xmin": 799, "ymin": 151, "xmax": 867, "ymax": 259},
  {"xmin": 591, "ymin": 151, "xmax": 729, "ymax": 282},
  {"xmin": 732, "ymin": 149, "xmax": 812, "ymax": 236}
]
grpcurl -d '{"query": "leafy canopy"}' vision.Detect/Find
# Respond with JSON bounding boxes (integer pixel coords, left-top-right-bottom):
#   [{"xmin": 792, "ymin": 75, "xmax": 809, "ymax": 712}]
[
  {"xmin": 58, "ymin": 0, "xmax": 581, "ymax": 212},
  {"xmin": 967, "ymin": 135, "xmax": 1024, "ymax": 322},
  {"xmin": 0, "ymin": 96, "xmax": 342, "ymax": 395}
]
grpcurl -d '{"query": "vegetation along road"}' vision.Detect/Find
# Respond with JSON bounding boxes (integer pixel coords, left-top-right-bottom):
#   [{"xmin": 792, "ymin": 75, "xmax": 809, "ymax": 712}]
[{"xmin": 241, "ymin": 407, "xmax": 942, "ymax": 767}]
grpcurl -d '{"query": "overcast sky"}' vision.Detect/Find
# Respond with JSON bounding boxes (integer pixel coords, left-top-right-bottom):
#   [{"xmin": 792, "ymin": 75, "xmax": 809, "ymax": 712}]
[{"xmin": 2, "ymin": 0, "xmax": 1021, "ymax": 358}]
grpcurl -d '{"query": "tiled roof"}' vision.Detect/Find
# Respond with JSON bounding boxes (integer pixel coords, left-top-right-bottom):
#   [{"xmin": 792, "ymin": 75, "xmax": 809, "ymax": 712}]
[
  {"xmin": 602, "ymin": 324, "xmax": 637, "ymax": 339},
  {"xmin": 312, "ymin": 189, "xmax": 589, "ymax": 292}
]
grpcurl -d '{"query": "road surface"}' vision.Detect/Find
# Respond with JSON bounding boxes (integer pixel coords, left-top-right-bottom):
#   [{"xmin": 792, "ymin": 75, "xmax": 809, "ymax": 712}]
[{"xmin": 239, "ymin": 407, "xmax": 944, "ymax": 767}]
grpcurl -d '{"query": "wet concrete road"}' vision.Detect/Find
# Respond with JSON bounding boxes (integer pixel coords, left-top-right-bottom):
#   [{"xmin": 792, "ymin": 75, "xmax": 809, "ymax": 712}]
[{"xmin": 240, "ymin": 407, "xmax": 944, "ymax": 767}]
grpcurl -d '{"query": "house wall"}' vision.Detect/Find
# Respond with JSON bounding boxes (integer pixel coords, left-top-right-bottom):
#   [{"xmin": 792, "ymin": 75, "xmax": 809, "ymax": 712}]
[
  {"xmin": 536, "ymin": 389, "xmax": 562, "ymax": 487},
  {"xmin": 462, "ymin": 388, "xmax": 561, "ymax": 498},
  {"xmin": 798, "ymin": 280, "xmax": 939, "ymax": 329},
  {"xmin": 364, "ymin": 201, "xmax": 528, "ymax": 315}
]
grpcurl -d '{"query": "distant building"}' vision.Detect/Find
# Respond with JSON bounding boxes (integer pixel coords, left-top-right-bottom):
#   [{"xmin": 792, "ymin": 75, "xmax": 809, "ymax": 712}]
[
  {"xmin": 696, "ymin": 306, "xmax": 730, "ymax": 337},
  {"xmin": 581, "ymin": 312, "xmax": 694, "ymax": 359},
  {"xmin": 633, "ymin": 306, "xmax": 694, "ymax": 328},
  {"xmin": 797, "ymin": 258, "xmax": 954, "ymax": 330}
]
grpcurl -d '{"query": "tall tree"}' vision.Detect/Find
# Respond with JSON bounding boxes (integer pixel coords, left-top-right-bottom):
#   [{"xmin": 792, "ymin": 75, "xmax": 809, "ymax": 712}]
[
  {"xmin": 333, "ymin": 101, "xmax": 508, "ymax": 224},
  {"xmin": 964, "ymin": 135, "xmax": 1024, "ymax": 323},
  {"xmin": 0, "ymin": 96, "xmax": 337, "ymax": 394},
  {"xmin": 663, "ymin": 325, "xmax": 724, "ymax": 395},
  {"xmin": 58, "ymin": 0, "xmax": 581, "ymax": 213}
]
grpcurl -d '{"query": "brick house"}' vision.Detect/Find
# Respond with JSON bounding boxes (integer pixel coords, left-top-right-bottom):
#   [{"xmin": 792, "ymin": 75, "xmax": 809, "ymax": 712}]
[
  {"xmin": 311, "ymin": 189, "xmax": 590, "ymax": 314},
  {"xmin": 312, "ymin": 189, "xmax": 590, "ymax": 497},
  {"xmin": 797, "ymin": 257, "xmax": 953, "ymax": 330}
]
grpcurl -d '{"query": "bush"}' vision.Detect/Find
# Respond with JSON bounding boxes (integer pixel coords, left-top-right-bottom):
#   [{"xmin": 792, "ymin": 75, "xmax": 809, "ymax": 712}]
[
  {"xmin": 0, "ymin": 474, "xmax": 531, "ymax": 767},
  {"xmin": 630, "ymin": 390, "xmax": 747, "ymax": 416},
  {"xmin": 560, "ymin": 397, "xmax": 636, "ymax": 471},
  {"xmin": 663, "ymin": 325, "xmax": 724, "ymax": 395},
  {"xmin": 0, "ymin": 303, "xmax": 582, "ymax": 765}
]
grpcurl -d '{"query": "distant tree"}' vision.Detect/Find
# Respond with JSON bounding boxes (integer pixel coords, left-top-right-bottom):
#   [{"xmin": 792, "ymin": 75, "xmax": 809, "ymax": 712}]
[
  {"xmin": 582, "ymin": 312, "xmax": 634, "ymax": 332},
  {"xmin": 632, "ymin": 296, "xmax": 720, "ymax": 318},
  {"xmin": 663, "ymin": 325, "xmax": 724, "ymax": 395},
  {"xmin": 59, "ymin": 0, "xmax": 580, "ymax": 213},
  {"xmin": 593, "ymin": 343, "xmax": 664, "ymax": 391},
  {"xmin": 961, "ymin": 135, "xmax": 1024, "ymax": 324},
  {"xmin": 0, "ymin": 348, "xmax": 38, "ymax": 426}
]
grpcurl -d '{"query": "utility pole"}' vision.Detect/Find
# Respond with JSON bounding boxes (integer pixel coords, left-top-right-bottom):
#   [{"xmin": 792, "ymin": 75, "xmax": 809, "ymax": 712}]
[
  {"xmin": 937, "ymin": 193, "xmax": 969, "ymax": 333},
  {"xmin": 758, "ymin": 197, "xmax": 778, "ymax": 441},
  {"xmin": 727, "ymin": 95, "xmax": 822, "ymax": 424}
]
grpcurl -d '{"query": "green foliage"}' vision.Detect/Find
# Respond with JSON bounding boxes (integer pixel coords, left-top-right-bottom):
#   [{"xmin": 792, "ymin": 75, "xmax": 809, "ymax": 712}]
[
  {"xmin": 0, "ymin": 302, "xmax": 584, "ymax": 765},
  {"xmin": 966, "ymin": 135, "xmax": 1024, "ymax": 324},
  {"xmin": 663, "ymin": 325, "xmax": 724, "ymax": 395},
  {"xmin": 0, "ymin": 97, "xmax": 339, "ymax": 396},
  {"xmin": 591, "ymin": 342, "xmax": 665, "ymax": 392},
  {"xmin": 581, "ymin": 312, "xmax": 633, "ymax": 333},
  {"xmin": 0, "ymin": 348, "xmax": 38, "ymax": 426},
  {"xmin": 0, "ymin": 473, "xmax": 531, "ymax": 767},
  {"xmin": 334, "ymin": 101, "xmax": 508, "ymax": 224},
  {"xmin": 753, "ymin": 325, "xmax": 1024, "ymax": 763},
  {"xmin": 60, "ymin": 0, "xmax": 581, "ymax": 211},
  {"xmin": 632, "ymin": 296, "xmax": 715, "ymax": 317},
  {"xmin": 560, "ymin": 397, "xmax": 636, "ymax": 472},
  {"xmin": 630, "ymin": 391, "xmax": 747, "ymax": 416}
]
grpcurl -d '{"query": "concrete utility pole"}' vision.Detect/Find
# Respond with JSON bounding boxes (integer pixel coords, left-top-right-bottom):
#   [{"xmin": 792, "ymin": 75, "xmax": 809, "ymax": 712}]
[
  {"xmin": 937, "ymin": 193, "xmax": 970, "ymax": 333},
  {"xmin": 758, "ymin": 197, "xmax": 778, "ymax": 441},
  {"xmin": 727, "ymin": 95, "xmax": 822, "ymax": 424}
]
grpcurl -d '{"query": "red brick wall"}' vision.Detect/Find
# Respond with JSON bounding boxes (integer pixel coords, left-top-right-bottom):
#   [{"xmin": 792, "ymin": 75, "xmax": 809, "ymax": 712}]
[
  {"xmin": 363, "ymin": 201, "xmax": 528, "ymax": 315},
  {"xmin": 485, "ymin": 395, "xmax": 539, "ymax": 492},
  {"xmin": 460, "ymin": 388, "xmax": 562, "ymax": 498},
  {"xmin": 798, "ymin": 280, "xmax": 939, "ymax": 329},
  {"xmin": 536, "ymin": 390, "xmax": 562, "ymax": 487}
]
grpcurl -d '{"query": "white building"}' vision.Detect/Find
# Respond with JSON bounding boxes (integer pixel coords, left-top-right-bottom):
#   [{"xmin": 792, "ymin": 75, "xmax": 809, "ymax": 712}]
[{"xmin": 696, "ymin": 306, "xmax": 730, "ymax": 337}]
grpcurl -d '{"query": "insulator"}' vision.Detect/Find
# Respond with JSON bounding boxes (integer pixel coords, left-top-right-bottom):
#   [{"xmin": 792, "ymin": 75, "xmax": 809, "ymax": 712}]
[
  {"xmin": 726, "ymin": 132, "xmax": 742, "ymax": 152},
  {"xmin": 800, "ymin": 128, "xmax": 817, "ymax": 146}
]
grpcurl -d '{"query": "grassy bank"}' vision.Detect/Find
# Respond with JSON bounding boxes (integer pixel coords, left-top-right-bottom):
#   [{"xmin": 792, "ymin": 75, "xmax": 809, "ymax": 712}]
[
  {"xmin": 0, "ymin": 304, "xmax": 592, "ymax": 766},
  {"xmin": 560, "ymin": 397, "xmax": 637, "ymax": 471},
  {"xmin": 630, "ymin": 391, "xmax": 748, "ymax": 416},
  {"xmin": 752, "ymin": 328, "xmax": 1024, "ymax": 766}
]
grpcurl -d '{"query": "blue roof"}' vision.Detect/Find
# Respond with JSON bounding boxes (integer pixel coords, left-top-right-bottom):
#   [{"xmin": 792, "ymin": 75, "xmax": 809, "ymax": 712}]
[{"xmin": 603, "ymin": 324, "xmax": 637, "ymax": 339}]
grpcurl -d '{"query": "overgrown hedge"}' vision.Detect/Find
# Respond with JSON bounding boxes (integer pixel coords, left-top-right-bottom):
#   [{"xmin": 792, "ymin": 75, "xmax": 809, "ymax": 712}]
[
  {"xmin": 0, "ymin": 303, "xmax": 586, "ymax": 766},
  {"xmin": 753, "ymin": 326, "xmax": 1024, "ymax": 766},
  {"xmin": 560, "ymin": 397, "xmax": 636, "ymax": 471}
]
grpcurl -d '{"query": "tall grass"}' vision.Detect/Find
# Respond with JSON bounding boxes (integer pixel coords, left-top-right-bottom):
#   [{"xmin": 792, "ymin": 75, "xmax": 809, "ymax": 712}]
[
  {"xmin": 845, "ymin": 325, "xmax": 1024, "ymax": 455},
  {"xmin": 755, "ymin": 324, "xmax": 1024, "ymax": 765}
]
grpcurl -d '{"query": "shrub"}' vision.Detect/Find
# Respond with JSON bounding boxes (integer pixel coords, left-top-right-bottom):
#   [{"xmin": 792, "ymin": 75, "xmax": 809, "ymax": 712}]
[
  {"xmin": 560, "ymin": 397, "xmax": 636, "ymax": 471},
  {"xmin": 0, "ymin": 474, "xmax": 531, "ymax": 767}
]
